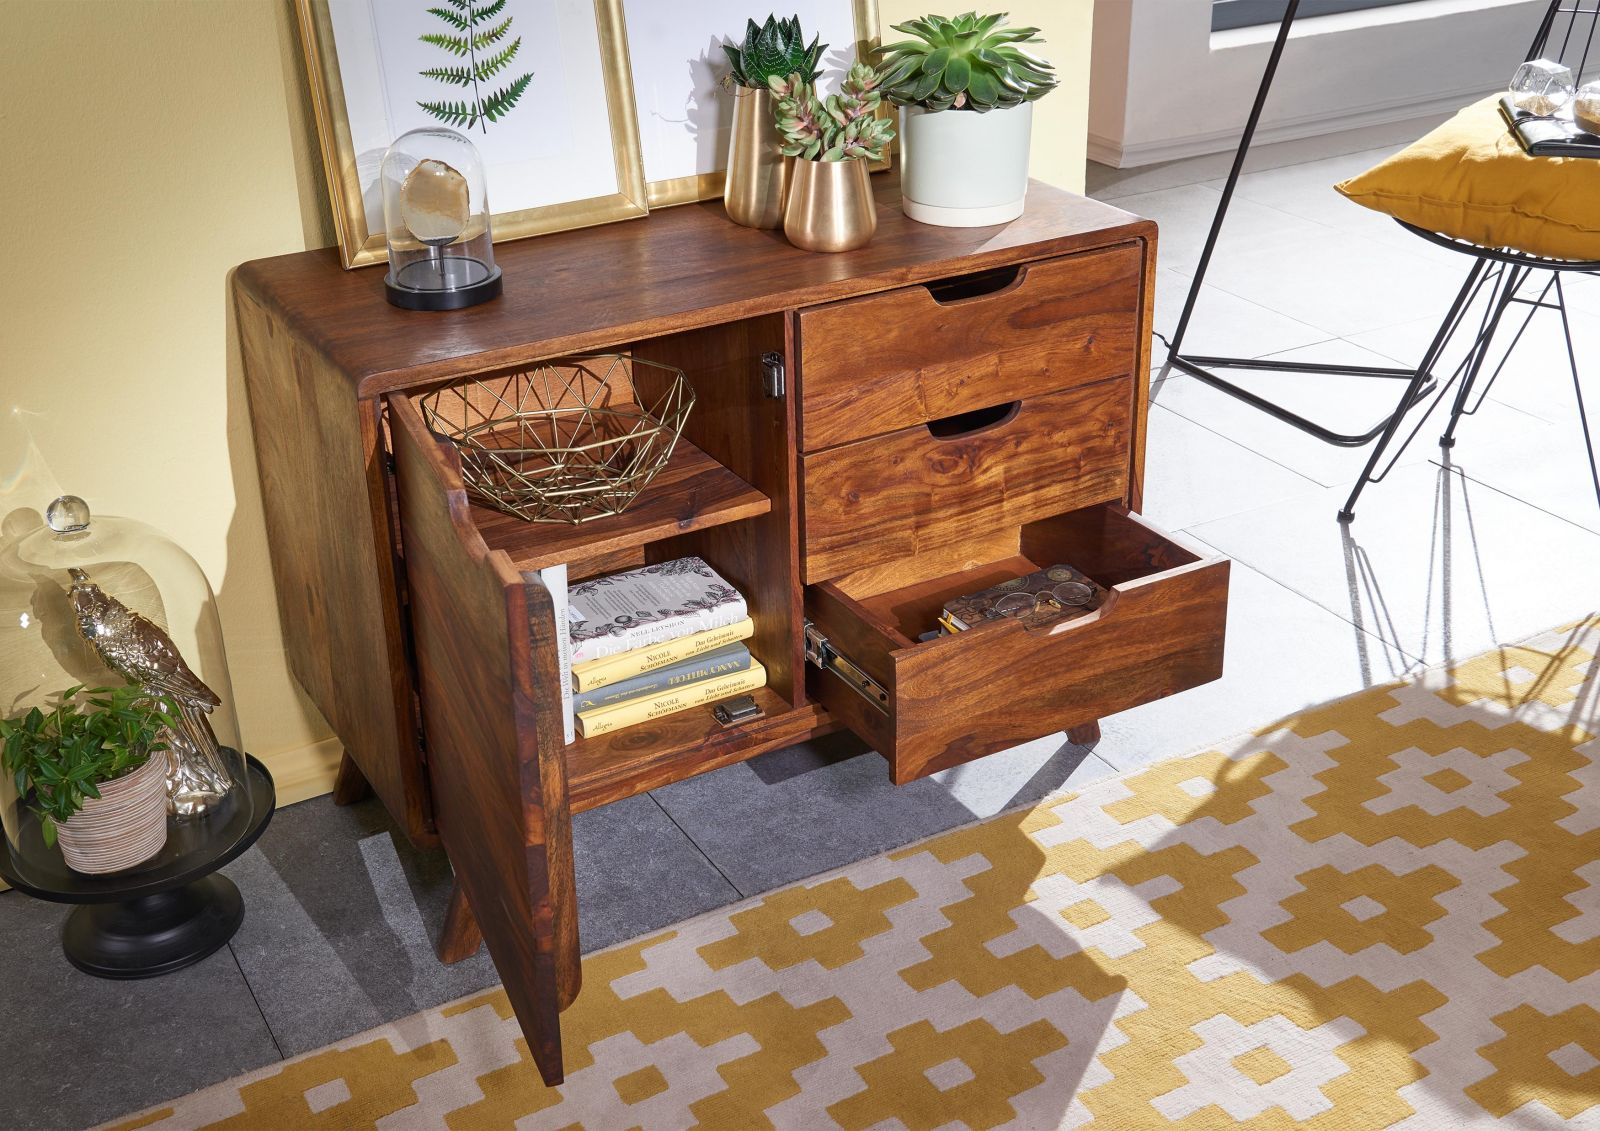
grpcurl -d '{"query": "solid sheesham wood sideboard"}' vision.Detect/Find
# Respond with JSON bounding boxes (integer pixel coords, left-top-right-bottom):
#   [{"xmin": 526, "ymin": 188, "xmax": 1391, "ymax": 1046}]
[{"xmin": 234, "ymin": 175, "xmax": 1229, "ymax": 1085}]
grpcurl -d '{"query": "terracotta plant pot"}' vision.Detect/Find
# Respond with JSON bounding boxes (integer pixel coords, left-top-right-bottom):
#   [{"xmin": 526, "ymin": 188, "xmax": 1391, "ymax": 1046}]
[
  {"xmin": 55, "ymin": 753, "xmax": 168, "ymax": 874},
  {"xmin": 783, "ymin": 158, "xmax": 877, "ymax": 253}
]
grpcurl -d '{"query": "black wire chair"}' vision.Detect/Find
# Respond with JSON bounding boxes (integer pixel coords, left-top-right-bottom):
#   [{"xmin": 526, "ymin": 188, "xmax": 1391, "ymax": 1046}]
[
  {"xmin": 1166, "ymin": 0, "xmax": 1600, "ymax": 523},
  {"xmin": 1333, "ymin": 1, "xmax": 1600, "ymax": 521}
]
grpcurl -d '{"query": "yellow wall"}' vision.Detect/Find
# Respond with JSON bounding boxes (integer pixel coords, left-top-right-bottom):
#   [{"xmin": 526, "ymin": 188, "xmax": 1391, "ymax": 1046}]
[{"xmin": 1, "ymin": 0, "xmax": 1090, "ymax": 804}]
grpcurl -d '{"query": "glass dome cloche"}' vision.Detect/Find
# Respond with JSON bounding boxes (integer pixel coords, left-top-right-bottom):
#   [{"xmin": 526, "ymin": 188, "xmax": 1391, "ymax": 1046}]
[
  {"xmin": 0, "ymin": 495, "xmax": 254, "ymax": 881},
  {"xmin": 381, "ymin": 126, "xmax": 503, "ymax": 311}
]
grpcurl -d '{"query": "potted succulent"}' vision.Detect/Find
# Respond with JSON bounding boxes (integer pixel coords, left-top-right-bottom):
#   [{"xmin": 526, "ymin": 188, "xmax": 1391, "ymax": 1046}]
[
  {"xmin": 1, "ymin": 684, "xmax": 173, "ymax": 874},
  {"xmin": 878, "ymin": 11, "xmax": 1059, "ymax": 227},
  {"xmin": 770, "ymin": 63, "xmax": 895, "ymax": 252},
  {"xmin": 721, "ymin": 15, "xmax": 827, "ymax": 229}
]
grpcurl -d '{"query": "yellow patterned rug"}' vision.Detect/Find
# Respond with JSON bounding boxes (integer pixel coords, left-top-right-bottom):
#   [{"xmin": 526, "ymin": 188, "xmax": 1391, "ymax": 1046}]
[{"xmin": 110, "ymin": 621, "xmax": 1600, "ymax": 1130}]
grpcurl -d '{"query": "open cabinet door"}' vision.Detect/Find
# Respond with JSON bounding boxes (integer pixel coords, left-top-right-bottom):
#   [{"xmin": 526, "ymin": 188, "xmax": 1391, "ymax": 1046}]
[{"xmin": 389, "ymin": 394, "xmax": 579, "ymax": 1086}]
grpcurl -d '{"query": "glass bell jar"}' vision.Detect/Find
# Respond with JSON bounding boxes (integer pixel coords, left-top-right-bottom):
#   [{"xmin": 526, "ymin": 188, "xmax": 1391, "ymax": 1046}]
[
  {"xmin": 381, "ymin": 126, "xmax": 503, "ymax": 311},
  {"xmin": 0, "ymin": 495, "xmax": 257, "ymax": 883}
]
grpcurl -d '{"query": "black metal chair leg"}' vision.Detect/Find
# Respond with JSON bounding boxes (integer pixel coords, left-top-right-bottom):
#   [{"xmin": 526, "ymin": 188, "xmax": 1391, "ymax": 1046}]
[
  {"xmin": 1338, "ymin": 259, "xmax": 1490, "ymax": 523},
  {"xmin": 1440, "ymin": 265, "xmax": 1527, "ymax": 449},
  {"xmin": 1553, "ymin": 275, "xmax": 1600, "ymax": 508}
]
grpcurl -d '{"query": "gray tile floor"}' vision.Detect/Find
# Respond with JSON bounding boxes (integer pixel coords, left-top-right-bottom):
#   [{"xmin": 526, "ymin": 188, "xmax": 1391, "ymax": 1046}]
[{"xmin": 10, "ymin": 139, "xmax": 1600, "ymax": 1129}]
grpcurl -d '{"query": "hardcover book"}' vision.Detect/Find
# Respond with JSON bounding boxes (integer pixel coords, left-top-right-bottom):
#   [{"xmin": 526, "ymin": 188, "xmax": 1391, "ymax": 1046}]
[
  {"xmin": 568, "ymin": 557, "xmax": 747, "ymax": 666},
  {"xmin": 571, "ymin": 617, "xmax": 755, "ymax": 692},
  {"xmin": 575, "ymin": 660, "xmax": 768, "ymax": 738},
  {"xmin": 1498, "ymin": 94, "xmax": 1600, "ymax": 159},
  {"xmin": 573, "ymin": 644, "xmax": 753, "ymax": 714}
]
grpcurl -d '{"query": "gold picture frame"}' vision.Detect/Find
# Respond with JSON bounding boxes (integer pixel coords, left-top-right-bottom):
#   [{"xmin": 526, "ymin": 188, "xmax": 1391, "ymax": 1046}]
[
  {"xmin": 624, "ymin": 1, "xmax": 883, "ymax": 209},
  {"xmin": 296, "ymin": 0, "xmax": 650, "ymax": 269}
]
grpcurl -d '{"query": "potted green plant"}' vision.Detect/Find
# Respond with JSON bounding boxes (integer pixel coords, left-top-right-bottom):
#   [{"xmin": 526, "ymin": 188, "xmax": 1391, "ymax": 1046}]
[
  {"xmin": 1, "ymin": 684, "xmax": 173, "ymax": 874},
  {"xmin": 877, "ymin": 11, "xmax": 1059, "ymax": 227},
  {"xmin": 721, "ymin": 14, "xmax": 827, "ymax": 229},
  {"xmin": 769, "ymin": 63, "xmax": 895, "ymax": 252}
]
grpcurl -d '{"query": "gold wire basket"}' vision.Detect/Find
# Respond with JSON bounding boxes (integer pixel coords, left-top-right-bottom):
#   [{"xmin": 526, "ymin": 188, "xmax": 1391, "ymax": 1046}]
[{"xmin": 419, "ymin": 354, "xmax": 694, "ymax": 524}]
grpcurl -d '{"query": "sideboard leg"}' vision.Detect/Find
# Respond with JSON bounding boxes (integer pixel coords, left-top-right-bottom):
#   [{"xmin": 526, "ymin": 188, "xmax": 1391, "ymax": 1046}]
[
  {"xmin": 1067, "ymin": 720, "xmax": 1101, "ymax": 748},
  {"xmin": 436, "ymin": 881, "xmax": 483, "ymax": 964},
  {"xmin": 331, "ymin": 751, "xmax": 372, "ymax": 806}
]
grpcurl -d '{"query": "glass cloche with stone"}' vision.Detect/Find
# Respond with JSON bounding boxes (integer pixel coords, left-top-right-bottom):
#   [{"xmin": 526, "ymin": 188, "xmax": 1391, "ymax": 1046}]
[
  {"xmin": 0, "ymin": 496, "xmax": 254, "ymax": 882},
  {"xmin": 381, "ymin": 126, "xmax": 503, "ymax": 310}
]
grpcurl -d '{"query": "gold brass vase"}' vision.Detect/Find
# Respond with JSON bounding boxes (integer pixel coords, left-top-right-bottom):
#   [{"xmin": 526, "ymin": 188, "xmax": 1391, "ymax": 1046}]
[
  {"xmin": 724, "ymin": 88, "xmax": 790, "ymax": 229},
  {"xmin": 783, "ymin": 159, "xmax": 877, "ymax": 253}
]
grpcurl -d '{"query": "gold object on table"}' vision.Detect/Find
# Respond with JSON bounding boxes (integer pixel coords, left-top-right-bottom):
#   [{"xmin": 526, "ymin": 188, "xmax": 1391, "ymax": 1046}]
[
  {"xmin": 724, "ymin": 88, "xmax": 791, "ymax": 229},
  {"xmin": 399, "ymin": 159, "xmax": 471, "ymax": 244},
  {"xmin": 68, "ymin": 568, "xmax": 231, "ymax": 818},
  {"xmin": 783, "ymin": 158, "xmax": 877, "ymax": 253}
]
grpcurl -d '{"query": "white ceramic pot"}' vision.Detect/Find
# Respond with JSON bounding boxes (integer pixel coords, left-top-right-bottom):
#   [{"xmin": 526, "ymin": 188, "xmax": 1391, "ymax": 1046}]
[
  {"xmin": 898, "ymin": 102, "xmax": 1033, "ymax": 227},
  {"xmin": 55, "ymin": 753, "xmax": 169, "ymax": 874}
]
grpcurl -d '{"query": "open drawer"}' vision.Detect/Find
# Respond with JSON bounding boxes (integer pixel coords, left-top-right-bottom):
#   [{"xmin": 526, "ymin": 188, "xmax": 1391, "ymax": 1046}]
[{"xmin": 804, "ymin": 503, "xmax": 1229, "ymax": 783}]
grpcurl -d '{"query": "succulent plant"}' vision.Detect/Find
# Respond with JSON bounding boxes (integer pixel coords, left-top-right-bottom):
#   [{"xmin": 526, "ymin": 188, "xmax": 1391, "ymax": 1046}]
[
  {"xmin": 722, "ymin": 15, "xmax": 826, "ymax": 89},
  {"xmin": 769, "ymin": 63, "xmax": 896, "ymax": 162},
  {"xmin": 877, "ymin": 11, "xmax": 1059, "ymax": 112}
]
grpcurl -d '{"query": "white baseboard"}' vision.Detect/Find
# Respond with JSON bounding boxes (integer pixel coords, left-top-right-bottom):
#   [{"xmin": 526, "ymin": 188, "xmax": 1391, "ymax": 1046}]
[{"xmin": 1090, "ymin": 88, "xmax": 1488, "ymax": 169}]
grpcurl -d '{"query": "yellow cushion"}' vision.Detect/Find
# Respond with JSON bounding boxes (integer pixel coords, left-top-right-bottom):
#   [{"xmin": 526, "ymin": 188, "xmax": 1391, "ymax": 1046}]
[{"xmin": 1335, "ymin": 95, "xmax": 1600, "ymax": 261}]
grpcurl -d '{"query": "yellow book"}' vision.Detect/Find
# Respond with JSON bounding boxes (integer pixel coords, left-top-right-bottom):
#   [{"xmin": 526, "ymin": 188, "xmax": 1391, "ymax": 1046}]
[
  {"xmin": 576, "ymin": 661, "xmax": 767, "ymax": 738},
  {"xmin": 571, "ymin": 617, "xmax": 755, "ymax": 692}
]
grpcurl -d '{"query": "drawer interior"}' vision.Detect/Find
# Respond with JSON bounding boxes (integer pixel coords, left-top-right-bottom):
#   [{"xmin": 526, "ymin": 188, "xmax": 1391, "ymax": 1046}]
[{"xmin": 807, "ymin": 502, "xmax": 1229, "ymax": 783}]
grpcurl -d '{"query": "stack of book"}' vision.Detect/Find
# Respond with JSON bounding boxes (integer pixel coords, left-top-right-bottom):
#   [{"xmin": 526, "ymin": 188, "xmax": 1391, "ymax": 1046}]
[
  {"xmin": 564, "ymin": 556, "xmax": 765, "ymax": 738},
  {"xmin": 937, "ymin": 563, "xmax": 1107, "ymax": 635}
]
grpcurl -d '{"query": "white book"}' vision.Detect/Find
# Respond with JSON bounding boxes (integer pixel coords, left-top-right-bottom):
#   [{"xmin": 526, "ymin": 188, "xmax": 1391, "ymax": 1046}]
[
  {"xmin": 567, "ymin": 556, "xmax": 747, "ymax": 666},
  {"xmin": 536, "ymin": 564, "xmax": 575, "ymax": 745}
]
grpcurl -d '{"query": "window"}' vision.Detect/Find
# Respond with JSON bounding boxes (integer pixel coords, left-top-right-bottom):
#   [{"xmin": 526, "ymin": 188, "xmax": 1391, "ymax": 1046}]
[{"xmin": 1211, "ymin": 0, "xmax": 1417, "ymax": 32}]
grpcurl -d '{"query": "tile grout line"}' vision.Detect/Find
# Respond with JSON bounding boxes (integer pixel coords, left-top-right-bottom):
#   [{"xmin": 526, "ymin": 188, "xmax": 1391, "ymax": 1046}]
[
  {"xmin": 646, "ymin": 792, "xmax": 752, "ymax": 900},
  {"xmin": 228, "ymin": 941, "xmax": 287, "ymax": 1061}
]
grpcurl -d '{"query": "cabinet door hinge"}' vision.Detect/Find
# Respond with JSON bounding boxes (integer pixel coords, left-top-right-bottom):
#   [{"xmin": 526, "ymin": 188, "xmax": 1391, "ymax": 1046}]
[
  {"xmin": 760, "ymin": 351, "xmax": 786, "ymax": 399},
  {"xmin": 804, "ymin": 620, "xmax": 890, "ymax": 714}
]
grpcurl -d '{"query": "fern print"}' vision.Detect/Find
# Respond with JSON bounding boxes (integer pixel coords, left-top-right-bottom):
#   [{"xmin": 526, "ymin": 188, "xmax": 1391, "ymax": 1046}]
[{"xmin": 416, "ymin": 0, "xmax": 532, "ymax": 133}]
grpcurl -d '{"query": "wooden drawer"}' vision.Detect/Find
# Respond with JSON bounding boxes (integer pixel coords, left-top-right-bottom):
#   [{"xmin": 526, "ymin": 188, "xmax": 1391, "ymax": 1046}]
[
  {"xmin": 795, "ymin": 243, "xmax": 1142, "ymax": 451},
  {"xmin": 805, "ymin": 504, "xmax": 1229, "ymax": 783},
  {"xmin": 801, "ymin": 376, "xmax": 1133, "ymax": 583}
]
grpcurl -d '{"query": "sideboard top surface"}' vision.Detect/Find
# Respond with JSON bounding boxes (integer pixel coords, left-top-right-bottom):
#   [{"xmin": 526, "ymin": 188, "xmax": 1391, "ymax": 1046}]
[{"xmin": 235, "ymin": 175, "xmax": 1155, "ymax": 398}]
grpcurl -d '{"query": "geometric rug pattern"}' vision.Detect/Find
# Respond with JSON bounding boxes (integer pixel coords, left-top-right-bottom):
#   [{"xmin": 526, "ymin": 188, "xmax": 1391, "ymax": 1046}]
[{"xmin": 106, "ymin": 620, "xmax": 1600, "ymax": 1129}]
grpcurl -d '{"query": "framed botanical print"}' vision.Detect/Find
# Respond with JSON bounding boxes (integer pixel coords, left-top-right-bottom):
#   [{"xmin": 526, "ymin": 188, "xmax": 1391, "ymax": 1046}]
[
  {"xmin": 622, "ymin": 0, "xmax": 881, "ymax": 208},
  {"xmin": 296, "ymin": 0, "xmax": 649, "ymax": 268}
]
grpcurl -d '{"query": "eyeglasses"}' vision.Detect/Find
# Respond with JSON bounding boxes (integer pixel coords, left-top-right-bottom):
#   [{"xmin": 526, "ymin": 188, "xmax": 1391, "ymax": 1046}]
[{"xmin": 992, "ymin": 580, "xmax": 1097, "ymax": 618}]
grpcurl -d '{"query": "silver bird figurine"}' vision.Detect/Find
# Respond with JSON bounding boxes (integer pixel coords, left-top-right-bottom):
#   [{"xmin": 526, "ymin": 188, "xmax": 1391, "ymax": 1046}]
[{"xmin": 68, "ymin": 567, "xmax": 232, "ymax": 818}]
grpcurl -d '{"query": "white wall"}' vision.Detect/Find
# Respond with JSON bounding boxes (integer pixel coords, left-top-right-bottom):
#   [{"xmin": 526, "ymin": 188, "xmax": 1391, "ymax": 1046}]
[{"xmin": 1091, "ymin": 0, "xmax": 1546, "ymax": 167}]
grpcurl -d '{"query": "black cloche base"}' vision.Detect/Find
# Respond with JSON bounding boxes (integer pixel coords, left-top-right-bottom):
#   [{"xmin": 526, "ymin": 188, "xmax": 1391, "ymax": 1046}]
[
  {"xmin": 62, "ymin": 874, "xmax": 245, "ymax": 979},
  {"xmin": 0, "ymin": 754, "xmax": 275, "ymax": 981}
]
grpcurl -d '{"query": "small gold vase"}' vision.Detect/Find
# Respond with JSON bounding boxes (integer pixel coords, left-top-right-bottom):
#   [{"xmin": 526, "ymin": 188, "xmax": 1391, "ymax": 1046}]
[
  {"xmin": 724, "ymin": 88, "xmax": 790, "ymax": 229},
  {"xmin": 783, "ymin": 159, "xmax": 877, "ymax": 253}
]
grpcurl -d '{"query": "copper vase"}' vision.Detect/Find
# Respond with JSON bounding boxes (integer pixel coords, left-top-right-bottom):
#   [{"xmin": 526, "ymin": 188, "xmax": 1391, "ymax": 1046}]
[
  {"xmin": 724, "ymin": 88, "xmax": 790, "ymax": 229},
  {"xmin": 783, "ymin": 159, "xmax": 877, "ymax": 253}
]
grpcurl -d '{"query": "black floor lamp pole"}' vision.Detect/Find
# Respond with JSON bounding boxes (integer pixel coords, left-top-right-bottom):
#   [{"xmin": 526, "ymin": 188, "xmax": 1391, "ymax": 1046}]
[{"xmin": 1164, "ymin": 0, "xmax": 1443, "ymax": 450}]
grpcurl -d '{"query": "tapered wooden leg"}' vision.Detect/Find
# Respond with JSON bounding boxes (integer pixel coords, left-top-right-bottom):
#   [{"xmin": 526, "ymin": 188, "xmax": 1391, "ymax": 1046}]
[
  {"xmin": 1067, "ymin": 720, "xmax": 1101, "ymax": 747},
  {"xmin": 331, "ymin": 751, "xmax": 372, "ymax": 806},
  {"xmin": 436, "ymin": 881, "xmax": 483, "ymax": 964}
]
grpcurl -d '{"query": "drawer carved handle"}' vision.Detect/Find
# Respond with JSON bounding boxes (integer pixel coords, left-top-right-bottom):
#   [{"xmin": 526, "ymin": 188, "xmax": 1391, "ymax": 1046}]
[
  {"xmin": 926, "ymin": 400, "xmax": 1021, "ymax": 440},
  {"xmin": 922, "ymin": 263, "xmax": 1026, "ymax": 306}
]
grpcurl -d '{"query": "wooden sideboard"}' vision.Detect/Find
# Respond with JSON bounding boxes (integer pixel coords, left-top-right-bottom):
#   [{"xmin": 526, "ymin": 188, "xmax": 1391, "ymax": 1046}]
[{"xmin": 234, "ymin": 175, "xmax": 1229, "ymax": 1084}]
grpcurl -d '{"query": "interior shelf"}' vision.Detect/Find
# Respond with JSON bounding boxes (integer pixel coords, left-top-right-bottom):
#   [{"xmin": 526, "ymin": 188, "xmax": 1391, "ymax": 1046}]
[
  {"xmin": 564, "ymin": 687, "xmax": 802, "ymax": 812},
  {"xmin": 473, "ymin": 436, "xmax": 770, "ymax": 571}
]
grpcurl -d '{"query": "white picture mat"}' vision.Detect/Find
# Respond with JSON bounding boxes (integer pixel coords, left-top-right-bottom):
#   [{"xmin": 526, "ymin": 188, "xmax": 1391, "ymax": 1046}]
[
  {"xmin": 623, "ymin": 1, "xmax": 866, "ymax": 186},
  {"xmin": 327, "ymin": 0, "xmax": 622, "ymax": 230}
]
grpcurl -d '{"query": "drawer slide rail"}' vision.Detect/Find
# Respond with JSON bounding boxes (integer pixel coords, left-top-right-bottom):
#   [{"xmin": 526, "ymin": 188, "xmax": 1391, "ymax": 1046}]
[{"xmin": 804, "ymin": 620, "xmax": 889, "ymax": 714}]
